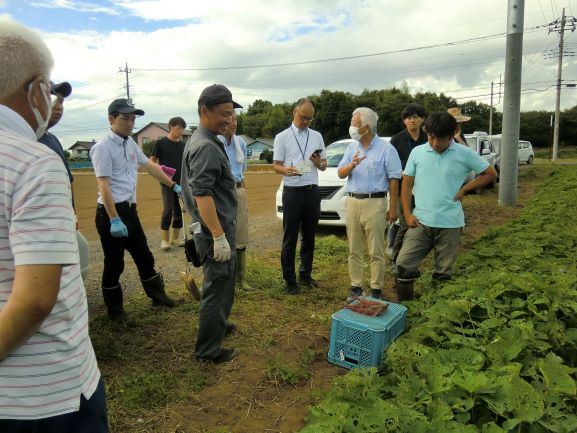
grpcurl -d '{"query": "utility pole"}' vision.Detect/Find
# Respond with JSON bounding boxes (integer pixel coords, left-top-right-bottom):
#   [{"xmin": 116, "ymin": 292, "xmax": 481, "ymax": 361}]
[
  {"xmin": 489, "ymin": 81, "xmax": 494, "ymax": 135},
  {"xmin": 549, "ymin": 9, "xmax": 576, "ymax": 161},
  {"xmin": 499, "ymin": 0, "xmax": 524, "ymax": 207},
  {"xmin": 118, "ymin": 62, "xmax": 131, "ymax": 102}
]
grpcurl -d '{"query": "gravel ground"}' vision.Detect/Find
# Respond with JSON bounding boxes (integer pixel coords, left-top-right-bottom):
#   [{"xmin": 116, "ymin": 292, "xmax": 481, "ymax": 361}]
[{"xmin": 82, "ymin": 214, "xmax": 285, "ymax": 305}]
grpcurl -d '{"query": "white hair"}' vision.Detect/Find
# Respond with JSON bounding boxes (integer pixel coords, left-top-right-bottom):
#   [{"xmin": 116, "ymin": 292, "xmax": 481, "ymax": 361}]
[
  {"xmin": 353, "ymin": 107, "xmax": 378, "ymax": 133},
  {"xmin": 0, "ymin": 18, "xmax": 53, "ymax": 100}
]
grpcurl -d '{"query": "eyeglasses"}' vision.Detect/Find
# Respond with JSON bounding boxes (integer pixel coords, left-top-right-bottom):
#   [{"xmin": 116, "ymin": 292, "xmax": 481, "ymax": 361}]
[{"xmin": 296, "ymin": 110, "xmax": 314, "ymax": 122}]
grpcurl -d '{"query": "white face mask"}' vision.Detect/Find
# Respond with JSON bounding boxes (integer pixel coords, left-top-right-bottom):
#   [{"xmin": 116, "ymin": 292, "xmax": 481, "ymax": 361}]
[
  {"xmin": 349, "ymin": 126, "xmax": 363, "ymax": 141},
  {"xmin": 28, "ymin": 81, "xmax": 52, "ymax": 139}
]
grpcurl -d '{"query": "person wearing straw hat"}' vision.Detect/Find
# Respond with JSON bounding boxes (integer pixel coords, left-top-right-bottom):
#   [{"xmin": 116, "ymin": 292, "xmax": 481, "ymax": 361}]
[
  {"xmin": 447, "ymin": 107, "xmax": 470, "ymax": 145},
  {"xmin": 150, "ymin": 116, "xmax": 187, "ymax": 251}
]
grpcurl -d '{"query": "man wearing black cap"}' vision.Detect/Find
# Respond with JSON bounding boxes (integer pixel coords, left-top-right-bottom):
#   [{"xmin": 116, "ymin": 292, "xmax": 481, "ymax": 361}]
[
  {"xmin": 181, "ymin": 84, "xmax": 241, "ymax": 364},
  {"xmin": 90, "ymin": 98, "xmax": 182, "ymax": 322},
  {"xmin": 38, "ymin": 81, "xmax": 73, "ymax": 184}
]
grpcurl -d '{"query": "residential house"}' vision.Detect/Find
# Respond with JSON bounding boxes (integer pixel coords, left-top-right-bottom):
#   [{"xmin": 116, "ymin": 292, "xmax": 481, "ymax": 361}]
[
  {"xmin": 132, "ymin": 122, "xmax": 193, "ymax": 148},
  {"xmin": 246, "ymin": 138, "xmax": 274, "ymax": 160},
  {"xmin": 68, "ymin": 140, "xmax": 96, "ymax": 160}
]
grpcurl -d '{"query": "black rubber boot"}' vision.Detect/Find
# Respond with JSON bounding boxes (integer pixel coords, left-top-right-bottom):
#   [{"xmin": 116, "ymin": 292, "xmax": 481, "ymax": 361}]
[
  {"xmin": 395, "ymin": 278, "xmax": 415, "ymax": 301},
  {"xmin": 102, "ymin": 286, "xmax": 128, "ymax": 323},
  {"xmin": 141, "ymin": 273, "xmax": 176, "ymax": 307}
]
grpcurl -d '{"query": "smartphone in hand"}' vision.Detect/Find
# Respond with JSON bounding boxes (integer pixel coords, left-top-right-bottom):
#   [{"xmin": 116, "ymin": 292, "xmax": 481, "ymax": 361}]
[{"xmin": 312, "ymin": 149, "xmax": 323, "ymax": 157}]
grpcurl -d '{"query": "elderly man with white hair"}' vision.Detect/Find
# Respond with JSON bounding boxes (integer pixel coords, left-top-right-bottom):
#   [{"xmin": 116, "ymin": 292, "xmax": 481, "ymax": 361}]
[
  {"xmin": 0, "ymin": 19, "xmax": 108, "ymax": 432},
  {"xmin": 338, "ymin": 107, "xmax": 402, "ymax": 302}
]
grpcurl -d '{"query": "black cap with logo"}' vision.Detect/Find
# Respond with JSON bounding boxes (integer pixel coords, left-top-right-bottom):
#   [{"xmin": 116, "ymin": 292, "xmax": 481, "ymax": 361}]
[{"xmin": 198, "ymin": 84, "xmax": 242, "ymax": 109}]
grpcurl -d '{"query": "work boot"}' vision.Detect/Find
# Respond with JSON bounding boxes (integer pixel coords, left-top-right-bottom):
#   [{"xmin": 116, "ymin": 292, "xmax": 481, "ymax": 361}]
[
  {"xmin": 141, "ymin": 273, "xmax": 176, "ymax": 307},
  {"xmin": 346, "ymin": 286, "xmax": 363, "ymax": 303},
  {"xmin": 161, "ymin": 229, "xmax": 171, "ymax": 251},
  {"xmin": 236, "ymin": 249, "xmax": 254, "ymax": 291},
  {"xmin": 102, "ymin": 285, "xmax": 128, "ymax": 323},
  {"xmin": 180, "ymin": 271, "xmax": 201, "ymax": 301},
  {"xmin": 395, "ymin": 277, "xmax": 415, "ymax": 301},
  {"xmin": 370, "ymin": 289, "xmax": 382, "ymax": 300},
  {"xmin": 170, "ymin": 228, "xmax": 185, "ymax": 247}
]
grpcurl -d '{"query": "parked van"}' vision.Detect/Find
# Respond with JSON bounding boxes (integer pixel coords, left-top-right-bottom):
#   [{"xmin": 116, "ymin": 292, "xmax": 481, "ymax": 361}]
[
  {"xmin": 463, "ymin": 131, "xmax": 499, "ymax": 186},
  {"xmin": 486, "ymin": 135, "xmax": 534, "ymax": 170},
  {"xmin": 518, "ymin": 140, "xmax": 534, "ymax": 164}
]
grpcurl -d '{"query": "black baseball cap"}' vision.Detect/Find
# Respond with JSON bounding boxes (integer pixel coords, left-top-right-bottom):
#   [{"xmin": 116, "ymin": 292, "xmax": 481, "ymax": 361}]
[
  {"xmin": 108, "ymin": 98, "xmax": 145, "ymax": 116},
  {"xmin": 50, "ymin": 81, "xmax": 72, "ymax": 98},
  {"xmin": 198, "ymin": 84, "xmax": 242, "ymax": 109}
]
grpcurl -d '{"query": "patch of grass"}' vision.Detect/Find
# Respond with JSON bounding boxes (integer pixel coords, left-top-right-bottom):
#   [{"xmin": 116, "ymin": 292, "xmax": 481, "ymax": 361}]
[
  {"xmin": 265, "ymin": 348, "xmax": 317, "ymax": 386},
  {"xmin": 534, "ymin": 145, "xmax": 577, "ymax": 160}
]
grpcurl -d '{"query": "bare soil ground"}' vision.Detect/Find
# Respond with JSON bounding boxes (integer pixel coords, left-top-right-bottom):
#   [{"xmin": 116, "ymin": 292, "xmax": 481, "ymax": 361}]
[{"xmin": 75, "ymin": 165, "xmax": 541, "ymax": 433}]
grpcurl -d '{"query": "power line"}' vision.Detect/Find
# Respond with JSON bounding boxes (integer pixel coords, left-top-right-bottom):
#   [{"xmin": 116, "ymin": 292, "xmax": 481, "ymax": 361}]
[{"xmin": 131, "ymin": 27, "xmax": 545, "ymax": 73}]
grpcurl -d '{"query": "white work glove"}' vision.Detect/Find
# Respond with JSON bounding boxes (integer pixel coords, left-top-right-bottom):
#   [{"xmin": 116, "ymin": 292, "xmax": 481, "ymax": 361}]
[{"xmin": 212, "ymin": 233, "xmax": 231, "ymax": 262}]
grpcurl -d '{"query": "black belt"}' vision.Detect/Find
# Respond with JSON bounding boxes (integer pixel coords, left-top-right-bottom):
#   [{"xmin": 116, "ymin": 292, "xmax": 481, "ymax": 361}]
[
  {"xmin": 98, "ymin": 201, "xmax": 136, "ymax": 210},
  {"xmin": 283, "ymin": 184, "xmax": 317, "ymax": 191},
  {"xmin": 236, "ymin": 181, "xmax": 244, "ymax": 188},
  {"xmin": 348, "ymin": 192, "xmax": 387, "ymax": 199}
]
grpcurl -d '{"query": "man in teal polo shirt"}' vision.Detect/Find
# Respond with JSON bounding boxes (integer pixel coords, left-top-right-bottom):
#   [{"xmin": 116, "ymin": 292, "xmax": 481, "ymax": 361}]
[{"xmin": 393, "ymin": 111, "xmax": 497, "ymax": 301}]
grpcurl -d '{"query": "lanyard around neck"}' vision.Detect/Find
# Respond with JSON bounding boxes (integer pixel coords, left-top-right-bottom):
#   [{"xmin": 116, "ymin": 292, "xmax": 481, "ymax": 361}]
[{"xmin": 291, "ymin": 127, "xmax": 309, "ymax": 161}]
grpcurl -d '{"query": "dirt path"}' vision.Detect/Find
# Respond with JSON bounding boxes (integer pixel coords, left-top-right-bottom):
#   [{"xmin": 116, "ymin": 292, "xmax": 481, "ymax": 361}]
[{"xmin": 74, "ymin": 171, "xmax": 282, "ymax": 243}]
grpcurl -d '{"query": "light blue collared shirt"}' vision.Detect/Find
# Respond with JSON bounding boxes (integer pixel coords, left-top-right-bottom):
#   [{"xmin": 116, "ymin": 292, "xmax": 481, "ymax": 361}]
[
  {"xmin": 218, "ymin": 134, "xmax": 247, "ymax": 182},
  {"xmin": 404, "ymin": 141, "xmax": 489, "ymax": 228},
  {"xmin": 273, "ymin": 123, "xmax": 325, "ymax": 187},
  {"xmin": 338, "ymin": 135, "xmax": 402, "ymax": 193},
  {"xmin": 90, "ymin": 130, "xmax": 149, "ymax": 204}
]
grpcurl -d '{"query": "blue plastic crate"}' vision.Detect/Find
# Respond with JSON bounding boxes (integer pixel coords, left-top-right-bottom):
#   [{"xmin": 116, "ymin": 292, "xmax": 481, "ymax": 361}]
[{"xmin": 327, "ymin": 299, "xmax": 407, "ymax": 369}]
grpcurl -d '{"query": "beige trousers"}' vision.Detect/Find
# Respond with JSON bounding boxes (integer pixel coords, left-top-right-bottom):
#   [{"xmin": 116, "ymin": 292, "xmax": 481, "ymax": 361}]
[
  {"xmin": 345, "ymin": 196, "xmax": 388, "ymax": 289},
  {"xmin": 235, "ymin": 187, "xmax": 249, "ymax": 249}
]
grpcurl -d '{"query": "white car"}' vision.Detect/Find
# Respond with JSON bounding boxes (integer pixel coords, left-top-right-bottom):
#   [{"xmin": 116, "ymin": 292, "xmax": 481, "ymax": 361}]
[
  {"xmin": 275, "ymin": 138, "xmax": 391, "ymax": 227},
  {"xmin": 518, "ymin": 140, "xmax": 534, "ymax": 164}
]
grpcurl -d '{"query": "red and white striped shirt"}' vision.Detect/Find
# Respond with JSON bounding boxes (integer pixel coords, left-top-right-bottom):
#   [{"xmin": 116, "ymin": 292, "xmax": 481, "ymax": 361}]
[{"xmin": 0, "ymin": 106, "xmax": 100, "ymax": 419}]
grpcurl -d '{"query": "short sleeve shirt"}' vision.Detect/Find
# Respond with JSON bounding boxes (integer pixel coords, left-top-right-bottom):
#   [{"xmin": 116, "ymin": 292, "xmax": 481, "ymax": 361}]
[
  {"xmin": 151, "ymin": 137, "xmax": 186, "ymax": 185},
  {"xmin": 90, "ymin": 130, "xmax": 149, "ymax": 204},
  {"xmin": 404, "ymin": 142, "xmax": 489, "ymax": 228},
  {"xmin": 181, "ymin": 127, "xmax": 237, "ymax": 245},
  {"xmin": 219, "ymin": 134, "xmax": 248, "ymax": 183},
  {"xmin": 273, "ymin": 124, "xmax": 325, "ymax": 187},
  {"xmin": 338, "ymin": 135, "xmax": 402, "ymax": 193},
  {"xmin": 0, "ymin": 105, "xmax": 100, "ymax": 420}
]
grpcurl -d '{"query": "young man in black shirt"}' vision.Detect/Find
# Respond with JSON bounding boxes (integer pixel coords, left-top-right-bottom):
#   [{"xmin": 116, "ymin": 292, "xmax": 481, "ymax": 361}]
[
  {"xmin": 150, "ymin": 117, "xmax": 187, "ymax": 250},
  {"xmin": 389, "ymin": 103, "xmax": 428, "ymax": 268}
]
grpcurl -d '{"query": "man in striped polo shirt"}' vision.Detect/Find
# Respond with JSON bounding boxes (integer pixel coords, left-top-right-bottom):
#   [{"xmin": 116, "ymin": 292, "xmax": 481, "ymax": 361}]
[{"xmin": 0, "ymin": 20, "xmax": 108, "ymax": 431}]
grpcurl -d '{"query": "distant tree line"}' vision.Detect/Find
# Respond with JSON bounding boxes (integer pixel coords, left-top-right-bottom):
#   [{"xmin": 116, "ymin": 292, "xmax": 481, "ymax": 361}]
[{"xmin": 236, "ymin": 87, "xmax": 577, "ymax": 148}]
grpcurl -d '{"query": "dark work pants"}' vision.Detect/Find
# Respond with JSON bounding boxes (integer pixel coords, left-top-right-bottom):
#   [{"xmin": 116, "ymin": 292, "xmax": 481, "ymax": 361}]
[
  {"xmin": 0, "ymin": 379, "xmax": 108, "ymax": 433},
  {"xmin": 160, "ymin": 185, "xmax": 183, "ymax": 230},
  {"xmin": 281, "ymin": 185, "xmax": 321, "ymax": 282},
  {"xmin": 95, "ymin": 202, "xmax": 157, "ymax": 288},
  {"xmin": 195, "ymin": 253, "xmax": 236, "ymax": 359},
  {"xmin": 391, "ymin": 196, "xmax": 414, "ymax": 263}
]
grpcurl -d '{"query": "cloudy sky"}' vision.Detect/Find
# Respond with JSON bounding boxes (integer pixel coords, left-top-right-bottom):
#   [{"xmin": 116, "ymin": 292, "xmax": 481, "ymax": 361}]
[{"xmin": 2, "ymin": 0, "xmax": 576, "ymax": 148}]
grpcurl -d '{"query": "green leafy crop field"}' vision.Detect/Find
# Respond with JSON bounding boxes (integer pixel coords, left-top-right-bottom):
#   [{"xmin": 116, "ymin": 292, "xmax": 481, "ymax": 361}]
[{"xmin": 301, "ymin": 165, "xmax": 577, "ymax": 433}]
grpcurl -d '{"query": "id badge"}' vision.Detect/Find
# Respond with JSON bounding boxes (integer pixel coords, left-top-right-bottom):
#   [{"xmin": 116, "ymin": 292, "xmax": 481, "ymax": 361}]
[{"xmin": 298, "ymin": 162, "xmax": 312, "ymax": 173}]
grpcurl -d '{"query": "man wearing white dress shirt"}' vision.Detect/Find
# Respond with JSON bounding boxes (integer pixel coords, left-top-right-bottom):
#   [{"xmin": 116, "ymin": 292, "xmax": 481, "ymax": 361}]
[
  {"xmin": 338, "ymin": 107, "xmax": 402, "ymax": 302},
  {"xmin": 90, "ymin": 98, "xmax": 181, "ymax": 322},
  {"xmin": 273, "ymin": 98, "xmax": 327, "ymax": 294}
]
